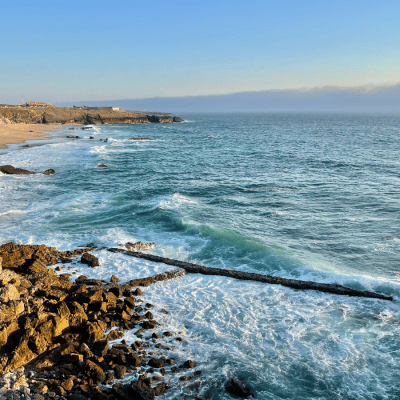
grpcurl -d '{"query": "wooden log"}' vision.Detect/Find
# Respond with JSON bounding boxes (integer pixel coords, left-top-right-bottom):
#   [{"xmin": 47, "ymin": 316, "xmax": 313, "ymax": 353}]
[{"xmin": 108, "ymin": 248, "xmax": 393, "ymax": 301}]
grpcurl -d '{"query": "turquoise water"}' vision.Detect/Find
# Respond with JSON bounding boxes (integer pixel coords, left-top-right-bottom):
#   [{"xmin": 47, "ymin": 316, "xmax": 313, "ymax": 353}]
[{"xmin": 1, "ymin": 113, "xmax": 399, "ymax": 399}]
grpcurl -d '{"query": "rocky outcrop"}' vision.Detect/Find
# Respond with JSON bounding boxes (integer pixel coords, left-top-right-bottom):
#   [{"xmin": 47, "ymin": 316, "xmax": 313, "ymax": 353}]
[
  {"xmin": 0, "ymin": 106, "xmax": 182, "ymax": 126},
  {"xmin": 0, "ymin": 165, "xmax": 56, "ymax": 175},
  {"xmin": 0, "ymin": 243, "xmax": 201, "ymax": 399}
]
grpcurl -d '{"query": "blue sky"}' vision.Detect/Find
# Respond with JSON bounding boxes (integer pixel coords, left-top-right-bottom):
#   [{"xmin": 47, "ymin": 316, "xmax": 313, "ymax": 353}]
[{"xmin": 1, "ymin": 0, "xmax": 399, "ymax": 103}]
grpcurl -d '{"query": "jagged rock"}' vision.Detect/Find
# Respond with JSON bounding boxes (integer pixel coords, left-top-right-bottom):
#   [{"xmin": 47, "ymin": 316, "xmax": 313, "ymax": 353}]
[
  {"xmin": 110, "ymin": 275, "xmax": 119, "ymax": 283},
  {"xmin": 68, "ymin": 393, "xmax": 89, "ymax": 400},
  {"xmin": 61, "ymin": 378, "xmax": 74, "ymax": 391},
  {"xmin": 28, "ymin": 332, "xmax": 48, "ymax": 354},
  {"xmin": 92, "ymin": 388, "xmax": 109, "ymax": 400},
  {"xmin": 98, "ymin": 164, "xmax": 108, "ymax": 168},
  {"xmin": 68, "ymin": 301, "xmax": 88, "ymax": 327},
  {"xmin": 0, "ymin": 165, "xmax": 36, "ymax": 175},
  {"xmin": 153, "ymin": 383, "xmax": 168, "ymax": 396},
  {"xmin": 91, "ymin": 340, "xmax": 109, "ymax": 357},
  {"xmin": 112, "ymin": 381, "xmax": 155, "ymax": 400},
  {"xmin": 126, "ymin": 354, "xmax": 142, "ymax": 367},
  {"xmin": 43, "ymin": 169, "xmax": 56, "ymax": 175},
  {"xmin": 104, "ymin": 372, "xmax": 115, "ymax": 384},
  {"xmin": 84, "ymin": 321, "xmax": 105, "ymax": 343},
  {"xmin": 133, "ymin": 288, "xmax": 143, "ymax": 296},
  {"xmin": 225, "ymin": 378, "xmax": 255, "ymax": 398},
  {"xmin": 84, "ymin": 360, "xmax": 105, "ymax": 384},
  {"xmin": 0, "ymin": 284, "xmax": 20, "ymax": 302},
  {"xmin": 114, "ymin": 365, "xmax": 127, "ymax": 379},
  {"xmin": 81, "ymin": 253, "xmax": 99, "ymax": 267},
  {"xmin": 181, "ymin": 360, "xmax": 194, "ymax": 369},
  {"xmin": 108, "ymin": 287, "xmax": 123, "ymax": 299},
  {"xmin": 5, "ymin": 336, "xmax": 37, "ymax": 373},
  {"xmin": 148, "ymin": 358, "xmax": 164, "ymax": 369},
  {"xmin": 173, "ymin": 116, "xmax": 184, "ymax": 122},
  {"xmin": 0, "ymin": 301, "xmax": 25, "ymax": 323},
  {"xmin": 140, "ymin": 321, "xmax": 157, "ymax": 330}
]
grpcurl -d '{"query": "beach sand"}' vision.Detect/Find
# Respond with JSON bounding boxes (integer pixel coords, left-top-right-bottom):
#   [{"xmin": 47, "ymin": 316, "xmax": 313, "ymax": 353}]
[{"xmin": 0, "ymin": 124, "xmax": 62, "ymax": 149}]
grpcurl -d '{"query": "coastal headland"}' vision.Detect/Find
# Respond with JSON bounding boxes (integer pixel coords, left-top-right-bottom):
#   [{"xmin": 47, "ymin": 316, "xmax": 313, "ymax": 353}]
[{"xmin": 0, "ymin": 104, "xmax": 183, "ymax": 149}]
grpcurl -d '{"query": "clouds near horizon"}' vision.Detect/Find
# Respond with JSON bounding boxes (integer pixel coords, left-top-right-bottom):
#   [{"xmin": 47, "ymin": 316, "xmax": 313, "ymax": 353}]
[{"xmin": 1, "ymin": 0, "xmax": 399, "ymax": 107}]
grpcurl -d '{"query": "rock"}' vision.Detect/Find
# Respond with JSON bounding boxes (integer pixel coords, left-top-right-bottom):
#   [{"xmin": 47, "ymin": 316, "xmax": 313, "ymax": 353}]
[
  {"xmin": 92, "ymin": 388, "xmax": 109, "ymax": 400},
  {"xmin": 107, "ymin": 328, "xmax": 124, "ymax": 341},
  {"xmin": 181, "ymin": 360, "xmax": 194, "ymax": 369},
  {"xmin": 104, "ymin": 372, "xmax": 114, "ymax": 384},
  {"xmin": 68, "ymin": 301, "xmax": 88, "ymax": 327},
  {"xmin": 133, "ymin": 288, "xmax": 143, "ymax": 296},
  {"xmin": 68, "ymin": 394, "xmax": 89, "ymax": 400},
  {"xmin": 0, "ymin": 301, "xmax": 25, "ymax": 323},
  {"xmin": 114, "ymin": 365, "xmax": 127, "ymax": 379},
  {"xmin": 113, "ymin": 381, "xmax": 155, "ymax": 400},
  {"xmin": 110, "ymin": 275, "xmax": 119, "ymax": 283},
  {"xmin": 98, "ymin": 164, "xmax": 108, "ymax": 168},
  {"xmin": 43, "ymin": 169, "xmax": 56, "ymax": 175},
  {"xmin": 225, "ymin": 378, "xmax": 255, "ymax": 398},
  {"xmin": 0, "ymin": 256, "xmax": 2, "ymax": 273},
  {"xmin": 173, "ymin": 116, "xmax": 184, "ymax": 122},
  {"xmin": 61, "ymin": 378, "xmax": 74, "ymax": 391},
  {"xmin": 0, "ymin": 284, "xmax": 20, "ymax": 302},
  {"xmin": 0, "ymin": 165, "xmax": 36, "ymax": 175},
  {"xmin": 140, "ymin": 320, "xmax": 157, "ymax": 330},
  {"xmin": 84, "ymin": 321, "xmax": 105, "ymax": 343},
  {"xmin": 109, "ymin": 287, "xmax": 123, "ymax": 298},
  {"xmin": 91, "ymin": 340, "xmax": 109, "ymax": 357},
  {"xmin": 28, "ymin": 332, "xmax": 48, "ymax": 354},
  {"xmin": 153, "ymin": 383, "xmax": 168, "ymax": 396},
  {"xmin": 84, "ymin": 360, "xmax": 105, "ymax": 384},
  {"xmin": 81, "ymin": 253, "xmax": 99, "ymax": 267},
  {"xmin": 148, "ymin": 358, "xmax": 164, "ymax": 368},
  {"xmin": 5, "ymin": 336, "xmax": 37, "ymax": 373}
]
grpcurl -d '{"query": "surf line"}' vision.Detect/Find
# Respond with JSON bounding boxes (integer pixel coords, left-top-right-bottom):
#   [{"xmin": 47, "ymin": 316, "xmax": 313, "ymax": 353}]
[{"xmin": 107, "ymin": 248, "xmax": 393, "ymax": 301}]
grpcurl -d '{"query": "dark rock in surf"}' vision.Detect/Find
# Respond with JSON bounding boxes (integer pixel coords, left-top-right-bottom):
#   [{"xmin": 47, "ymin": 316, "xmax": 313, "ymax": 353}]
[
  {"xmin": 173, "ymin": 116, "xmax": 184, "ymax": 122},
  {"xmin": 225, "ymin": 378, "xmax": 255, "ymax": 398},
  {"xmin": 43, "ymin": 169, "xmax": 56, "ymax": 175},
  {"xmin": 98, "ymin": 164, "xmax": 108, "ymax": 168},
  {"xmin": 81, "ymin": 253, "xmax": 99, "ymax": 267},
  {"xmin": 0, "ymin": 165, "xmax": 36, "ymax": 175}
]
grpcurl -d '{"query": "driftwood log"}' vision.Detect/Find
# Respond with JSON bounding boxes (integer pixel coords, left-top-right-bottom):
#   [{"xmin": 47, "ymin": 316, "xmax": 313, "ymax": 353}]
[{"xmin": 108, "ymin": 248, "xmax": 393, "ymax": 301}]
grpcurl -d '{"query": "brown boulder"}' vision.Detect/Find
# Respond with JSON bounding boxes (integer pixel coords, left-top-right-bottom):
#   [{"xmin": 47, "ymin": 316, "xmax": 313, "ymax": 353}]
[
  {"xmin": 5, "ymin": 336, "xmax": 37, "ymax": 373},
  {"xmin": 67, "ymin": 301, "xmax": 88, "ymax": 327},
  {"xmin": 84, "ymin": 359, "xmax": 105, "ymax": 384},
  {"xmin": 114, "ymin": 365, "xmax": 127, "ymax": 379},
  {"xmin": 43, "ymin": 169, "xmax": 56, "ymax": 175},
  {"xmin": 0, "ymin": 300, "xmax": 25, "ymax": 323},
  {"xmin": 0, "ymin": 165, "xmax": 36, "ymax": 175},
  {"xmin": 0, "ymin": 284, "xmax": 20, "ymax": 302},
  {"xmin": 81, "ymin": 253, "xmax": 99, "ymax": 267}
]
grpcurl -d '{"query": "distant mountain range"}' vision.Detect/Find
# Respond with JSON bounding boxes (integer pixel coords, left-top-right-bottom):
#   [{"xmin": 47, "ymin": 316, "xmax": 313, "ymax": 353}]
[{"xmin": 61, "ymin": 83, "xmax": 400, "ymax": 113}]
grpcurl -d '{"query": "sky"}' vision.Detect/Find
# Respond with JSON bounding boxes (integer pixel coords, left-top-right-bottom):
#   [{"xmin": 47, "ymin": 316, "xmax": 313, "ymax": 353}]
[{"xmin": 1, "ymin": 0, "xmax": 399, "ymax": 104}]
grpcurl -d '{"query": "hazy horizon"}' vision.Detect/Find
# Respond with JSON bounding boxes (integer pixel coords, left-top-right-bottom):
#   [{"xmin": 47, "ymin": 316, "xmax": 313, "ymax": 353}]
[
  {"xmin": 1, "ymin": 1, "xmax": 399, "ymax": 107},
  {"xmin": 58, "ymin": 82, "xmax": 400, "ymax": 113}
]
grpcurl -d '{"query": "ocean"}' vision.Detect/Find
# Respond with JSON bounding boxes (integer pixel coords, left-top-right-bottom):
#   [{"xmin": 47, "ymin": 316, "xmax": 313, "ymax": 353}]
[{"xmin": 0, "ymin": 113, "xmax": 399, "ymax": 399}]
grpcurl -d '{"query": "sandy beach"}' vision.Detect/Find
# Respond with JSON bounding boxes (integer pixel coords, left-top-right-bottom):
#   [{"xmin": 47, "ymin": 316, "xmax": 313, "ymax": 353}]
[{"xmin": 0, "ymin": 124, "xmax": 61, "ymax": 149}]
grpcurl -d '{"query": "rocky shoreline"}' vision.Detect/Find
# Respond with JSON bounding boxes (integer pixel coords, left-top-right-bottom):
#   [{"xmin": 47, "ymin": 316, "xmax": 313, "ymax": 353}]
[
  {"xmin": 0, "ymin": 242, "xmax": 209, "ymax": 400},
  {"xmin": 0, "ymin": 106, "xmax": 183, "ymax": 126}
]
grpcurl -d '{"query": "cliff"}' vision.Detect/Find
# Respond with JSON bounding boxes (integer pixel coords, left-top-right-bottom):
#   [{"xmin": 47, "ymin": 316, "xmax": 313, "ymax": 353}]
[{"xmin": 0, "ymin": 106, "xmax": 183, "ymax": 125}]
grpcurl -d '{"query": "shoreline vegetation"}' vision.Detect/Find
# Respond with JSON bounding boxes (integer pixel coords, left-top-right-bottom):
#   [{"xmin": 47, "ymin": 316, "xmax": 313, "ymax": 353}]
[{"xmin": 0, "ymin": 104, "xmax": 183, "ymax": 149}]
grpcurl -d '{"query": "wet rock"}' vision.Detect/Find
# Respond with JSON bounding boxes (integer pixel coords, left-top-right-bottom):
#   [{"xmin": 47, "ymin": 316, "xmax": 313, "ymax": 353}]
[
  {"xmin": 133, "ymin": 288, "xmax": 143, "ymax": 296},
  {"xmin": 91, "ymin": 340, "xmax": 109, "ymax": 357},
  {"xmin": 140, "ymin": 320, "xmax": 157, "ymax": 330},
  {"xmin": 43, "ymin": 169, "xmax": 56, "ymax": 175},
  {"xmin": 148, "ymin": 358, "xmax": 164, "ymax": 368},
  {"xmin": 110, "ymin": 275, "xmax": 119, "ymax": 282},
  {"xmin": 109, "ymin": 287, "xmax": 123, "ymax": 299},
  {"xmin": 225, "ymin": 378, "xmax": 255, "ymax": 398},
  {"xmin": 113, "ymin": 381, "xmax": 155, "ymax": 400},
  {"xmin": 114, "ymin": 365, "xmax": 127, "ymax": 379},
  {"xmin": 0, "ymin": 165, "xmax": 36, "ymax": 175},
  {"xmin": 181, "ymin": 360, "xmax": 194, "ymax": 369},
  {"xmin": 98, "ymin": 164, "xmax": 108, "ymax": 168},
  {"xmin": 81, "ymin": 253, "xmax": 99, "ymax": 267},
  {"xmin": 173, "ymin": 116, "xmax": 184, "ymax": 122}
]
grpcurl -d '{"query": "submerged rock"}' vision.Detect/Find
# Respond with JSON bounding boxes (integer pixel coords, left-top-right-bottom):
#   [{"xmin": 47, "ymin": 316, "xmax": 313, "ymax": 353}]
[
  {"xmin": 225, "ymin": 378, "xmax": 255, "ymax": 398},
  {"xmin": 43, "ymin": 169, "xmax": 56, "ymax": 175}
]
